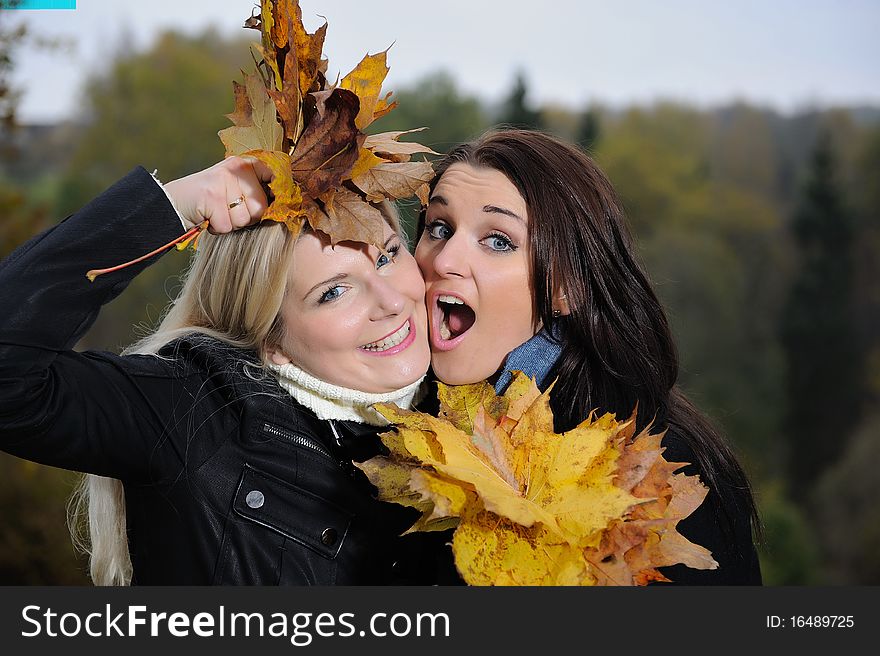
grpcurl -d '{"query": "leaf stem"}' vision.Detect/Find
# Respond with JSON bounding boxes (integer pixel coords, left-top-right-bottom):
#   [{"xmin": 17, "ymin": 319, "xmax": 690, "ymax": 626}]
[{"xmin": 86, "ymin": 222, "xmax": 206, "ymax": 282}]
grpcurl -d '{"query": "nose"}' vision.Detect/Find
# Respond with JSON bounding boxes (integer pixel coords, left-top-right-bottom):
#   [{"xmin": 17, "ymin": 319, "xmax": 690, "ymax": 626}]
[
  {"xmin": 429, "ymin": 233, "xmax": 469, "ymax": 279},
  {"xmin": 370, "ymin": 276, "xmax": 407, "ymax": 320}
]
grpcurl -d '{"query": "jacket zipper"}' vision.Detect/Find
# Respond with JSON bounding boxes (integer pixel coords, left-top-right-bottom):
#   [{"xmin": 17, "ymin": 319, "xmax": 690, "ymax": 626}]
[{"xmin": 262, "ymin": 422, "xmax": 335, "ymax": 462}]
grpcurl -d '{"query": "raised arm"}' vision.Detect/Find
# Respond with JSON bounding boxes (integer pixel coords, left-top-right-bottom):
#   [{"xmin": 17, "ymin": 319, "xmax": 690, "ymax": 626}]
[{"xmin": 0, "ymin": 157, "xmax": 269, "ymax": 479}]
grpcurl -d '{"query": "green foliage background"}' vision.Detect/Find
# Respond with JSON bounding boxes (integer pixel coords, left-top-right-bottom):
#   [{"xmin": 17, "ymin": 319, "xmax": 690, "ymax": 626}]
[{"xmin": 1, "ymin": 27, "xmax": 878, "ymax": 585}]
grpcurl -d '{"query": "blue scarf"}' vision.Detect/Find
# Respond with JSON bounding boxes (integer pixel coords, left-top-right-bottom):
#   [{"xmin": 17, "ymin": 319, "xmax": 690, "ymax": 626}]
[{"xmin": 493, "ymin": 325, "xmax": 563, "ymax": 394}]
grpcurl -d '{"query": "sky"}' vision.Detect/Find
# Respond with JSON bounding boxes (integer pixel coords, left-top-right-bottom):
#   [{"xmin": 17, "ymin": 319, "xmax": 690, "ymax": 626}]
[{"xmin": 6, "ymin": 0, "xmax": 880, "ymax": 124}]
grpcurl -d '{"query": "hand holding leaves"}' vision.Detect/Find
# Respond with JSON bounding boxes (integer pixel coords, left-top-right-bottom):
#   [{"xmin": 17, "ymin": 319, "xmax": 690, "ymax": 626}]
[{"xmin": 164, "ymin": 156, "xmax": 273, "ymax": 234}]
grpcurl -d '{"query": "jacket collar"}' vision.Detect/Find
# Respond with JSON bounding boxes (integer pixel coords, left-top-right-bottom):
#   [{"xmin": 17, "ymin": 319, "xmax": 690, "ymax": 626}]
[{"xmin": 493, "ymin": 324, "xmax": 563, "ymax": 394}]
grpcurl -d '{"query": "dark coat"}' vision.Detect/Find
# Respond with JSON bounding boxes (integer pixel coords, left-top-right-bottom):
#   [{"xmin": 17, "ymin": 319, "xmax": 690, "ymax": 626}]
[{"xmin": 0, "ymin": 167, "xmax": 443, "ymax": 585}]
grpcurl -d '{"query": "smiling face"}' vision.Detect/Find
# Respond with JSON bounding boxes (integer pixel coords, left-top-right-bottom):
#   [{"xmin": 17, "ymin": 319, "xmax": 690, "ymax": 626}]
[
  {"xmin": 269, "ymin": 221, "xmax": 430, "ymax": 393},
  {"xmin": 415, "ymin": 163, "xmax": 537, "ymax": 385}
]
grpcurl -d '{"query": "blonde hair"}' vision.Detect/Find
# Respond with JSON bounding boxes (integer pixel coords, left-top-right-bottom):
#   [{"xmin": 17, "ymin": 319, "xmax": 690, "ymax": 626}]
[{"xmin": 68, "ymin": 203, "xmax": 403, "ymax": 585}]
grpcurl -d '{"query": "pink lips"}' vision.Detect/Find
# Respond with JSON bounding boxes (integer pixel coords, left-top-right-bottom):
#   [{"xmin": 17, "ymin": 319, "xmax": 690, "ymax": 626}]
[
  {"xmin": 429, "ymin": 291, "xmax": 471, "ymax": 352},
  {"xmin": 359, "ymin": 317, "xmax": 417, "ymax": 357}
]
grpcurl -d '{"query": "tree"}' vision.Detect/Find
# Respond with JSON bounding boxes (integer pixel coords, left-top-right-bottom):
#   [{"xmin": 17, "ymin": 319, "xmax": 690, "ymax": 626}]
[
  {"xmin": 814, "ymin": 412, "xmax": 880, "ymax": 583},
  {"xmin": 576, "ymin": 106, "xmax": 600, "ymax": 152},
  {"xmin": 850, "ymin": 127, "xmax": 880, "ymax": 412},
  {"xmin": 0, "ymin": 0, "xmax": 26, "ymax": 137},
  {"xmin": 497, "ymin": 70, "xmax": 541, "ymax": 129},
  {"xmin": 780, "ymin": 133, "xmax": 862, "ymax": 500},
  {"xmin": 597, "ymin": 103, "xmax": 788, "ymax": 479},
  {"xmin": 56, "ymin": 28, "xmax": 254, "ymax": 216},
  {"xmin": 52, "ymin": 29, "xmax": 255, "ymax": 351},
  {"xmin": 370, "ymin": 70, "xmax": 488, "ymax": 153}
]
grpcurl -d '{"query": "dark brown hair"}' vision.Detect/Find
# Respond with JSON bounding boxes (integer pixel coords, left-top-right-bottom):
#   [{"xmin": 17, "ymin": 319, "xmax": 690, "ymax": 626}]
[{"xmin": 418, "ymin": 128, "xmax": 760, "ymax": 538}]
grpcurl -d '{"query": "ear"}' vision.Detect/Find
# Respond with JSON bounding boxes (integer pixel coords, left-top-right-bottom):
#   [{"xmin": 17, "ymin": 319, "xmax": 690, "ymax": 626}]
[
  {"xmin": 268, "ymin": 347, "xmax": 291, "ymax": 366},
  {"xmin": 552, "ymin": 289, "xmax": 571, "ymax": 317}
]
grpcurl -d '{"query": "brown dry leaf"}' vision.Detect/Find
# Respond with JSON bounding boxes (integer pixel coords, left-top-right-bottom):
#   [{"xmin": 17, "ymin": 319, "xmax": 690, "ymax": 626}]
[
  {"xmin": 364, "ymin": 129, "xmax": 439, "ymax": 162},
  {"xmin": 415, "ymin": 183, "xmax": 430, "ymax": 208},
  {"xmin": 351, "ymin": 160, "xmax": 436, "ymax": 203},
  {"xmin": 267, "ymin": 47, "xmax": 303, "ymax": 144},
  {"xmin": 219, "ymin": 72, "xmax": 283, "ymax": 156},
  {"xmin": 225, "ymin": 80, "xmax": 252, "ymax": 125},
  {"xmin": 290, "ymin": 5, "xmax": 327, "ymax": 99},
  {"xmin": 339, "ymin": 49, "xmax": 392, "ymax": 130},
  {"xmin": 260, "ymin": 0, "xmax": 326, "ymax": 143},
  {"xmin": 289, "ymin": 88, "xmax": 362, "ymax": 198},
  {"xmin": 360, "ymin": 372, "xmax": 718, "ymax": 585},
  {"xmin": 319, "ymin": 188, "xmax": 386, "ymax": 248}
]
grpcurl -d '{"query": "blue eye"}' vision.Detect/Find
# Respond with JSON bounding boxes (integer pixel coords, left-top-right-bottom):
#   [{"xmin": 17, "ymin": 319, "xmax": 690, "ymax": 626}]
[
  {"xmin": 425, "ymin": 220, "xmax": 452, "ymax": 241},
  {"xmin": 319, "ymin": 285, "xmax": 345, "ymax": 304},
  {"xmin": 376, "ymin": 244, "xmax": 400, "ymax": 269},
  {"xmin": 482, "ymin": 233, "xmax": 516, "ymax": 253}
]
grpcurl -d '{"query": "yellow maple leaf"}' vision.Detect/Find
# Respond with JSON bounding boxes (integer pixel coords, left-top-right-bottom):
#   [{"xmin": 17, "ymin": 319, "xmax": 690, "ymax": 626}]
[
  {"xmin": 338, "ymin": 48, "xmax": 392, "ymax": 130},
  {"xmin": 242, "ymin": 149, "xmax": 307, "ymax": 233},
  {"xmin": 350, "ymin": 147, "xmax": 386, "ymax": 182},
  {"xmin": 359, "ymin": 371, "xmax": 719, "ymax": 585}
]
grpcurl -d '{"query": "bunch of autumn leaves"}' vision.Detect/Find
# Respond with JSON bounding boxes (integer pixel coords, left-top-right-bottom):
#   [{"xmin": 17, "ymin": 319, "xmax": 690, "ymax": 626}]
[
  {"xmin": 220, "ymin": 0, "xmax": 436, "ymax": 249},
  {"xmin": 85, "ymin": 0, "xmax": 434, "ymax": 281},
  {"xmin": 360, "ymin": 373, "xmax": 720, "ymax": 586}
]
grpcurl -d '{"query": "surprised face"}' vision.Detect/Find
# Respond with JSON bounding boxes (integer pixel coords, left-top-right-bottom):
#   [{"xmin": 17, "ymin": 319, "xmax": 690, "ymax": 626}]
[{"xmin": 415, "ymin": 163, "xmax": 537, "ymax": 385}]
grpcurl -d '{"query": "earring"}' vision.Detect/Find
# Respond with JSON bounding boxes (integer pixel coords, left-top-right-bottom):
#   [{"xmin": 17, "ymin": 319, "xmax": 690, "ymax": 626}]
[{"xmin": 552, "ymin": 309, "xmax": 561, "ymax": 318}]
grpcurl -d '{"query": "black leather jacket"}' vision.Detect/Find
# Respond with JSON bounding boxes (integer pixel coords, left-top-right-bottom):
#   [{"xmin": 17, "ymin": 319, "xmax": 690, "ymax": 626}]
[{"xmin": 0, "ymin": 167, "xmax": 446, "ymax": 585}]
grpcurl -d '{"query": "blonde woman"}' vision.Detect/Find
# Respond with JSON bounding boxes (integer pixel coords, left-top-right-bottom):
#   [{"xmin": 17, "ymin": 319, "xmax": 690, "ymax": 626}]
[{"xmin": 0, "ymin": 156, "xmax": 433, "ymax": 585}]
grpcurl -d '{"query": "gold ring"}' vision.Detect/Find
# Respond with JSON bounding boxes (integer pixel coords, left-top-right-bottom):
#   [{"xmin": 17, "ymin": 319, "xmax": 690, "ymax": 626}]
[{"xmin": 228, "ymin": 195, "xmax": 245, "ymax": 209}]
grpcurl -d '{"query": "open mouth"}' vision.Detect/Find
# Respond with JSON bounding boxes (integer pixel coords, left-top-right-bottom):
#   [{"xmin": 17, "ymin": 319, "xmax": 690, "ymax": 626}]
[
  {"xmin": 360, "ymin": 318, "xmax": 415, "ymax": 355},
  {"xmin": 436, "ymin": 294, "xmax": 476, "ymax": 344}
]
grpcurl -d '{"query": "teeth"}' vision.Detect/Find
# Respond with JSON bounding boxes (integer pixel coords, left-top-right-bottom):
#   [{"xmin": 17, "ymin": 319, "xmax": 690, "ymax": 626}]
[
  {"xmin": 361, "ymin": 321, "xmax": 411, "ymax": 352},
  {"xmin": 437, "ymin": 294, "xmax": 463, "ymax": 341}
]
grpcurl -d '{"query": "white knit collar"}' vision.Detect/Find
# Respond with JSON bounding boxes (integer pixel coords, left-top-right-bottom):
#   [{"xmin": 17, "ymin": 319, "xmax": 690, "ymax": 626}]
[{"xmin": 266, "ymin": 361, "xmax": 425, "ymax": 426}]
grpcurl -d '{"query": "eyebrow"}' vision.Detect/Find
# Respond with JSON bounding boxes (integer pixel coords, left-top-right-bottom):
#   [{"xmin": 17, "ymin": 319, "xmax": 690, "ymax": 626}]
[
  {"xmin": 483, "ymin": 204, "xmax": 524, "ymax": 223},
  {"xmin": 429, "ymin": 194, "xmax": 524, "ymax": 223},
  {"xmin": 303, "ymin": 273, "xmax": 347, "ymax": 301},
  {"xmin": 301, "ymin": 234, "xmax": 398, "ymax": 300}
]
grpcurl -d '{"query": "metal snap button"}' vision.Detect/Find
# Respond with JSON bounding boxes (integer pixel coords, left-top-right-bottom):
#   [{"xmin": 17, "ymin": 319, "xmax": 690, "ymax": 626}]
[
  {"xmin": 245, "ymin": 490, "xmax": 265, "ymax": 509},
  {"xmin": 321, "ymin": 527, "xmax": 338, "ymax": 546}
]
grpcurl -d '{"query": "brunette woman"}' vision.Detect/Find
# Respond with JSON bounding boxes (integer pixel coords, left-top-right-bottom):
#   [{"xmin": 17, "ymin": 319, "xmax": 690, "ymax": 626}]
[{"xmin": 415, "ymin": 129, "xmax": 762, "ymax": 585}]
